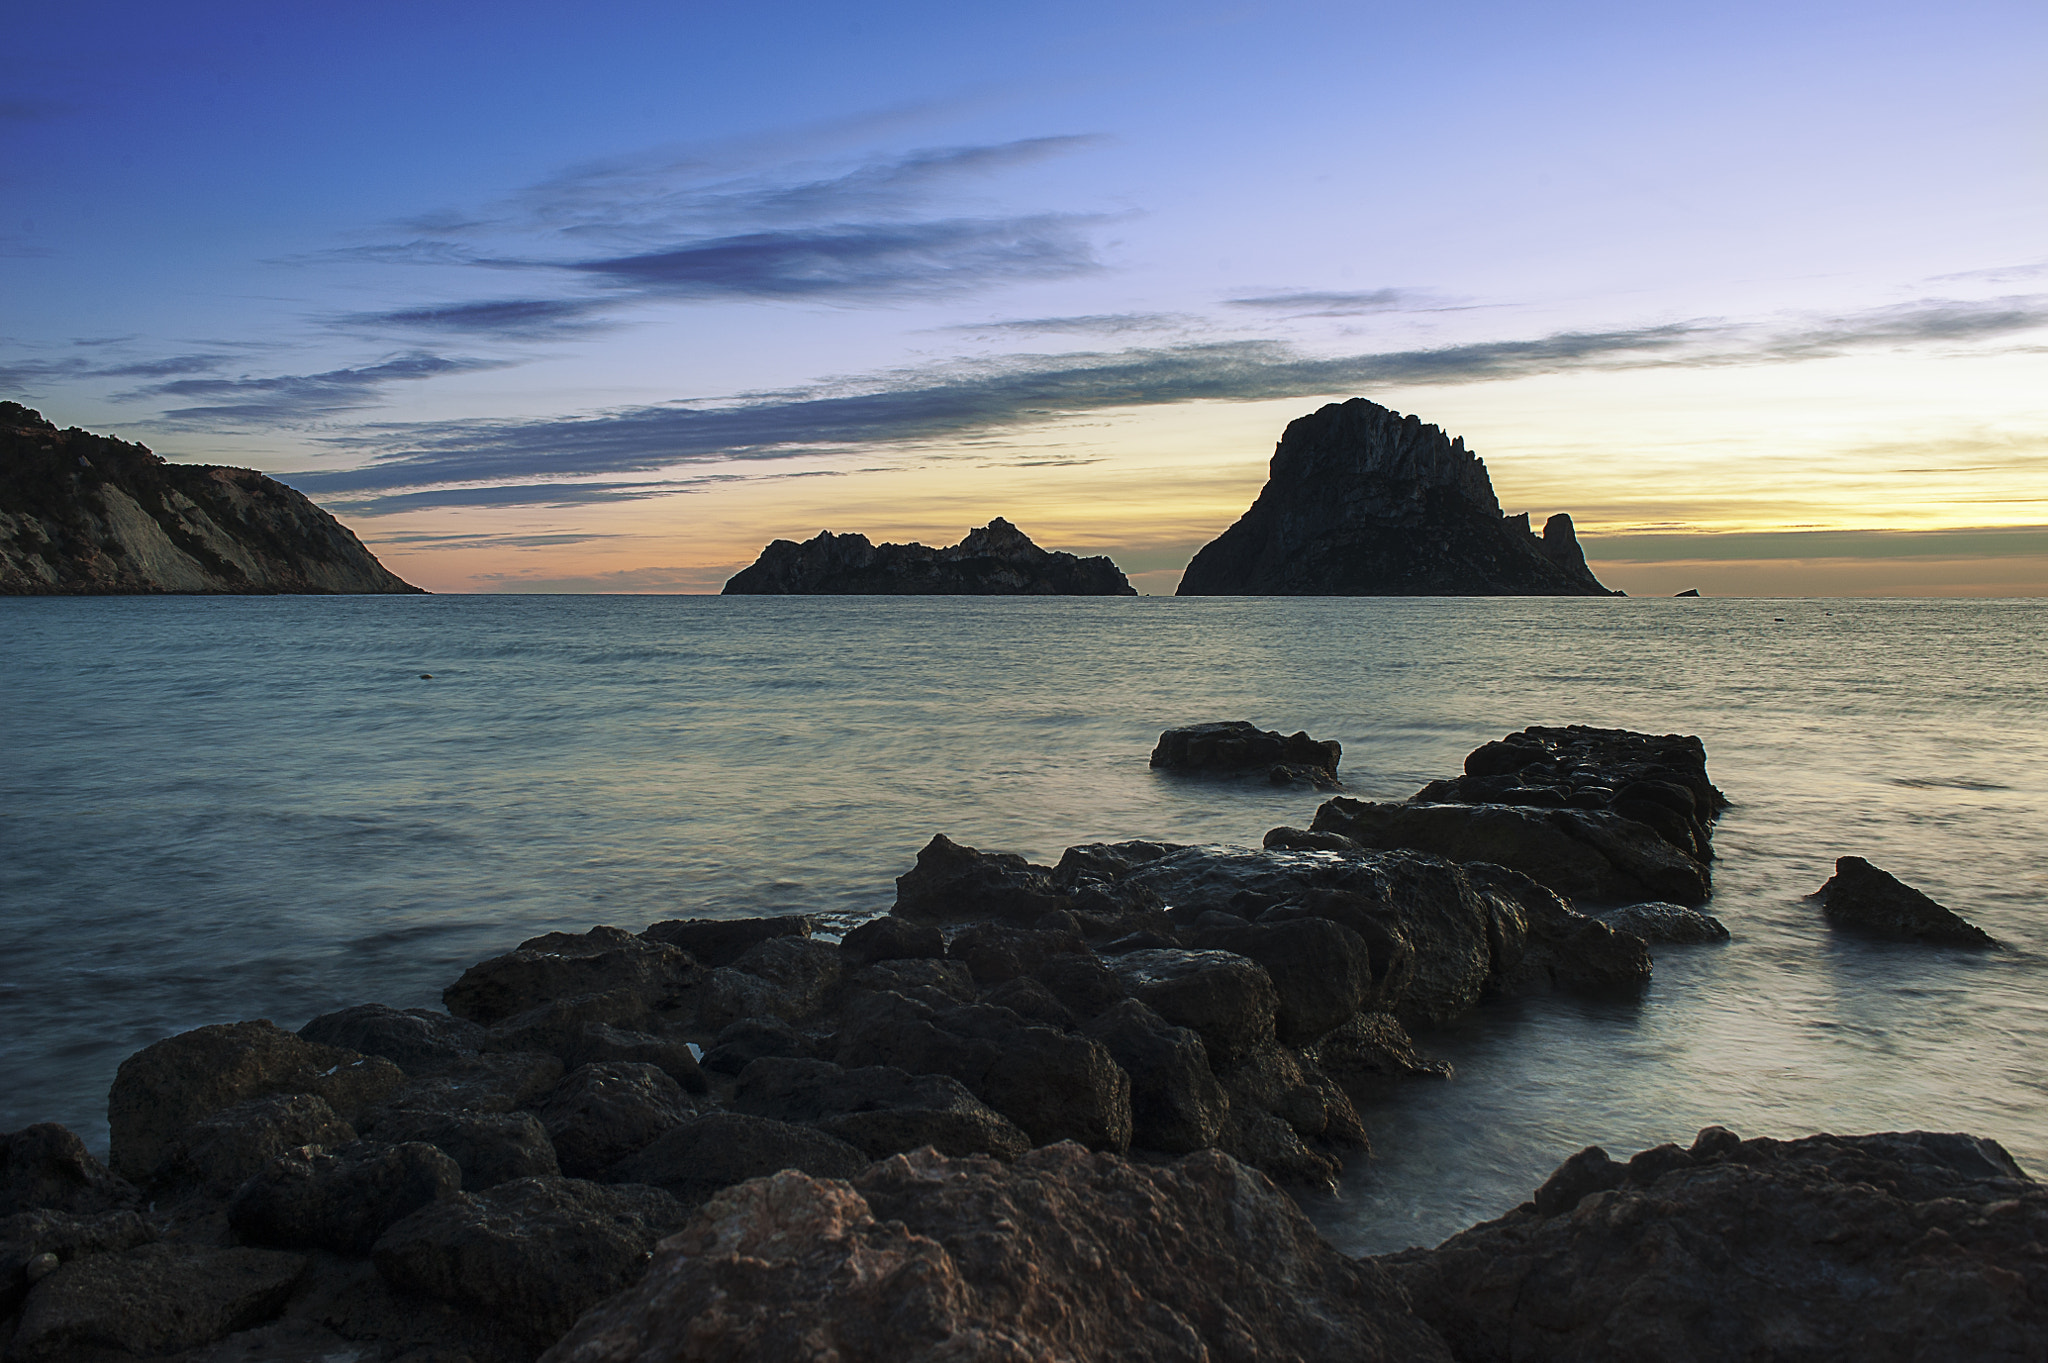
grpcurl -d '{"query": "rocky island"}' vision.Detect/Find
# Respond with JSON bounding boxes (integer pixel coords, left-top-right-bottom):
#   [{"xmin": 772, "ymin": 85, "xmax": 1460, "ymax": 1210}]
[
  {"xmin": 722, "ymin": 517, "xmax": 1135, "ymax": 595},
  {"xmin": 3, "ymin": 726, "xmax": 2039, "ymax": 1361},
  {"xmin": 1178, "ymin": 397, "xmax": 1620, "ymax": 596},
  {"xmin": 0, "ymin": 403, "xmax": 419, "ymax": 595}
]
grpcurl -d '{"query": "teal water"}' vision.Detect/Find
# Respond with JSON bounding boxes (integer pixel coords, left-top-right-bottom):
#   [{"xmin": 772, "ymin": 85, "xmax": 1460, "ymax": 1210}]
[{"xmin": 2, "ymin": 595, "xmax": 2043, "ymax": 1253}]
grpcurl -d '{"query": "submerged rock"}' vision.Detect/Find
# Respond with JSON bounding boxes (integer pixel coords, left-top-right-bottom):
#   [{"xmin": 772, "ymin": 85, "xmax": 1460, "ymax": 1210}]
[
  {"xmin": 1815, "ymin": 855, "xmax": 2000, "ymax": 948},
  {"xmin": 1177, "ymin": 398, "xmax": 1617, "ymax": 597},
  {"xmin": 541, "ymin": 1144, "xmax": 1453, "ymax": 1363},
  {"xmin": 1596, "ymin": 900, "xmax": 1730, "ymax": 943},
  {"xmin": 723, "ymin": 517, "xmax": 1137, "ymax": 595},
  {"xmin": 1383, "ymin": 1127, "xmax": 2048, "ymax": 1362}
]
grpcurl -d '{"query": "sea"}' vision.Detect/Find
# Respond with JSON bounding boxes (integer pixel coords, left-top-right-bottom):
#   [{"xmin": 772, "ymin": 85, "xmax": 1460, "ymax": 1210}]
[{"xmin": 2, "ymin": 594, "xmax": 2043, "ymax": 1254}]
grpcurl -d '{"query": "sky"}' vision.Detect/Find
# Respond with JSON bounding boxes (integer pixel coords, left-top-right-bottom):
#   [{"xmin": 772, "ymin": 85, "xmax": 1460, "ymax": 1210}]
[{"xmin": 4, "ymin": 0, "xmax": 2045, "ymax": 595}]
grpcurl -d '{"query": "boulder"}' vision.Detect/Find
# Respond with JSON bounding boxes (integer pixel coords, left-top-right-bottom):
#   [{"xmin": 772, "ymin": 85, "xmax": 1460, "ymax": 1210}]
[
  {"xmin": 370, "ymin": 1050, "xmax": 565, "ymax": 1117},
  {"xmin": 0, "ymin": 1208, "xmax": 155, "ymax": 1317},
  {"xmin": 1103, "ymin": 948, "xmax": 1279, "ymax": 1066},
  {"xmin": 1384, "ymin": 1128, "xmax": 2048, "ymax": 1363},
  {"xmin": 0, "ymin": 1124, "xmax": 136, "ymax": 1217},
  {"xmin": 541, "ymin": 1144, "xmax": 1452, "ymax": 1363},
  {"xmin": 726, "ymin": 934, "xmax": 844, "ymax": 1016},
  {"xmin": 733, "ymin": 1057, "xmax": 1030, "ymax": 1160},
  {"xmin": 1032, "ymin": 952, "xmax": 1129, "ymax": 1019},
  {"xmin": 838, "ymin": 914, "xmax": 945, "ymax": 965},
  {"xmin": 700, "ymin": 1015, "xmax": 809, "ymax": 1077},
  {"xmin": 371, "ymin": 1176, "xmax": 689, "ymax": 1345},
  {"xmin": 835, "ymin": 992, "xmax": 1133, "ymax": 1152},
  {"xmin": 1466, "ymin": 862, "xmax": 1653, "ymax": 995},
  {"xmin": 561, "ymin": 1021, "xmax": 707, "ymax": 1091},
  {"xmin": 606, "ymin": 1113, "xmax": 870, "ymax": 1207},
  {"xmin": 482, "ymin": 987, "xmax": 656, "ymax": 1056},
  {"xmin": 1438, "ymin": 725, "xmax": 1726, "ymax": 834},
  {"xmin": 229, "ymin": 1139, "xmax": 461, "ymax": 1254},
  {"xmin": 1596, "ymin": 900, "xmax": 1730, "ymax": 944},
  {"xmin": 9, "ymin": 1243, "xmax": 305, "ymax": 1363},
  {"xmin": 980, "ymin": 975, "xmax": 1079, "ymax": 1029},
  {"xmin": 1187, "ymin": 916, "xmax": 1374, "ymax": 1044},
  {"xmin": 1151, "ymin": 720, "xmax": 1343, "ymax": 787},
  {"xmin": 947, "ymin": 921, "xmax": 1088, "ymax": 984},
  {"xmin": 1815, "ymin": 856, "xmax": 2000, "ymax": 947},
  {"xmin": 532, "ymin": 1062, "xmax": 701, "ymax": 1178},
  {"xmin": 1084, "ymin": 1000, "xmax": 1229, "ymax": 1155},
  {"xmin": 442, "ymin": 935, "xmax": 699, "ymax": 1025},
  {"xmin": 158, "ymin": 1092, "xmax": 358, "ymax": 1197},
  {"xmin": 893, "ymin": 833, "xmax": 1067, "ymax": 924},
  {"xmin": 640, "ymin": 913, "xmax": 815, "ymax": 967},
  {"xmin": 106, "ymin": 1020, "xmax": 403, "ymax": 1182},
  {"xmin": 1214, "ymin": 1042, "xmax": 1367, "ymax": 1185},
  {"xmin": 1309, "ymin": 797, "xmax": 1711, "ymax": 905},
  {"xmin": 296, "ymin": 1003, "xmax": 487, "ymax": 1072},
  {"xmin": 365, "ymin": 1107, "xmax": 559, "ymax": 1190},
  {"xmin": 1306, "ymin": 1012, "xmax": 1452, "ymax": 1080}
]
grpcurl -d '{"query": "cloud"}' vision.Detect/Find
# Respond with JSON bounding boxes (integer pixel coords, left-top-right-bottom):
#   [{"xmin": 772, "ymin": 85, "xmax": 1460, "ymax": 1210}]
[
  {"xmin": 943, "ymin": 313, "xmax": 1189, "ymax": 336},
  {"xmin": 1224, "ymin": 289, "xmax": 1453, "ymax": 316},
  {"xmin": 342, "ymin": 298, "xmax": 615, "ymax": 339},
  {"xmin": 133, "ymin": 353, "xmax": 509, "ymax": 427},
  {"xmin": 370, "ymin": 530, "xmax": 621, "ymax": 549},
  {"xmin": 0, "ymin": 352, "xmax": 233, "ymax": 393},
  {"xmin": 286, "ymin": 293, "xmax": 2048, "ymax": 508},
  {"xmin": 474, "ymin": 564, "xmax": 735, "ymax": 593},
  {"xmin": 1586, "ymin": 526, "xmax": 2048, "ymax": 562}
]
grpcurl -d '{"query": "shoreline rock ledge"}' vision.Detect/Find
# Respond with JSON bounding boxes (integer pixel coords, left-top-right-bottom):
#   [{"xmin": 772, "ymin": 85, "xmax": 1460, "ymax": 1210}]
[
  {"xmin": 1177, "ymin": 398, "xmax": 1620, "ymax": 596},
  {"xmin": 0, "ymin": 403, "xmax": 421, "ymax": 595},
  {"xmin": 722, "ymin": 517, "xmax": 1136, "ymax": 595}
]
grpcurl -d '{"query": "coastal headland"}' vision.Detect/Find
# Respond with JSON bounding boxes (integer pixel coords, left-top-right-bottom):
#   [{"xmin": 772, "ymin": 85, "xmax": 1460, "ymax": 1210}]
[
  {"xmin": 4, "ymin": 724, "xmax": 2035, "ymax": 1360},
  {"xmin": 0, "ymin": 404, "xmax": 419, "ymax": 596}
]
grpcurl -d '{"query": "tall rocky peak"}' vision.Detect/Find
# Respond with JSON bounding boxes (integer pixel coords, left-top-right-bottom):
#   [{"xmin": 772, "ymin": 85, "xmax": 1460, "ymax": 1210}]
[
  {"xmin": 724, "ymin": 517, "xmax": 1136, "ymax": 595},
  {"xmin": 1177, "ymin": 398, "xmax": 1618, "ymax": 597},
  {"xmin": 0, "ymin": 401, "xmax": 421, "ymax": 595}
]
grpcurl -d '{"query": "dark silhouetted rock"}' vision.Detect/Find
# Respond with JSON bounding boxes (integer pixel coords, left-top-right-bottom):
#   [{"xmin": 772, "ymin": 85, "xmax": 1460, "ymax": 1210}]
[
  {"xmin": 297, "ymin": 1003, "xmax": 487, "ymax": 1073},
  {"xmin": 1214, "ymin": 1041, "xmax": 1367, "ymax": 1184},
  {"xmin": 838, "ymin": 914, "xmax": 944, "ymax": 965},
  {"xmin": 106, "ymin": 1019, "xmax": 402, "ymax": 1182},
  {"xmin": 1103, "ymin": 948, "xmax": 1279, "ymax": 1067},
  {"xmin": 1151, "ymin": 720, "xmax": 1343, "ymax": 787},
  {"xmin": 542, "ymin": 1144, "xmax": 1452, "ymax": 1363},
  {"xmin": 1264, "ymin": 825, "xmax": 1363, "ymax": 852},
  {"xmin": 640, "ymin": 913, "xmax": 815, "ymax": 968},
  {"xmin": 1177, "ymin": 399, "xmax": 1616, "ymax": 597},
  {"xmin": 483, "ymin": 987, "xmax": 656, "ymax": 1058},
  {"xmin": 723, "ymin": 517, "xmax": 1137, "ymax": 595},
  {"xmin": 733, "ymin": 1057, "xmax": 1029, "ymax": 1160},
  {"xmin": 371, "ymin": 1050, "xmax": 565, "ymax": 1118},
  {"xmin": 1815, "ymin": 856, "xmax": 2000, "ymax": 947},
  {"xmin": 0, "ymin": 1209, "xmax": 155, "ymax": 1318},
  {"xmin": 533, "ymin": 1062, "xmax": 701, "ymax": 1178},
  {"xmin": 606, "ymin": 1113, "xmax": 870, "ymax": 1207},
  {"xmin": 893, "ymin": 833, "xmax": 1067, "ymax": 924},
  {"xmin": 1187, "ymin": 916, "xmax": 1374, "ymax": 1044},
  {"xmin": 371, "ymin": 1176, "xmax": 688, "ymax": 1345},
  {"xmin": 1384, "ymin": 1128, "xmax": 2048, "ymax": 1363},
  {"xmin": 443, "ymin": 934, "xmax": 699, "ymax": 1025},
  {"xmin": 1084, "ymin": 1000, "xmax": 1228, "ymax": 1155},
  {"xmin": 160, "ymin": 1092, "xmax": 359, "ymax": 1197},
  {"xmin": 1674, "ymin": 587, "xmax": 1700, "ymax": 596},
  {"xmin": 835, "ymin": 992, "xmax": 1132, "ymax": 1152},
  {"xmin": 0, "ymin": 402, "xmax": 422, "ymax": 595},
  {"xmin": 1306, "ymin": 1011, "xmax": 1452, "ymax": 1080},
  {"xmin": 9, "ymin": 1242, "xmax": 305, "ymax": 1362},
  {"xmin": 1596, "ymin": 900, "xmax": 1730, "ymax": 943},
  {"xmin": 365, "ymin": 1108, "xmax": 560, "ymax": 1190},
  {"xmin": 0, "ymin": 1124, "xmax": 136, "ymax": 1217},
  {"xmin": 728, "ymin": 934, "xmax": 844, "ymax": 1012},
  {"xmin": 701, "ymin": 1015, "xmax": 809, "ymax": 1076},
  {"xmin": 229, "ymin": 1140, "xmax": 461, "ymax": 1254},
  {"xmin": 947, "ymin": 920, "xmax": 1088, "ymax": 984},
  {"xmin": 1032, "ymin": 952, "xmax": 1129, "ymax": 1019}
]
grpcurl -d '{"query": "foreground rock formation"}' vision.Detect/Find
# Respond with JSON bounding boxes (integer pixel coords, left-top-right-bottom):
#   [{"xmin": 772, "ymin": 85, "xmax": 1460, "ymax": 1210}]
[
  {"xmin": 722, "ymin": 517, "xmax": 1136, "ymax": 595},
  {"xmin": 1385, "ymin": 1127, "xmax": 2048, "ymax": 1362},
  {"xmin": 0, "ymin": 402, "xmax": 420, "ymax": 595},
  {"xmin": 1151, "ymin": 720, "xmax": 1343, "ymax": 787},
  {"xmin": 1178, "ymin": 398, "xmax": 1619, "ymax": 596}
]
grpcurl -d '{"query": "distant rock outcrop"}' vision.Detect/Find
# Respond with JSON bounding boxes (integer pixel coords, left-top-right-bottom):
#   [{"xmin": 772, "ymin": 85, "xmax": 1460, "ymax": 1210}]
[
  {"xmin": 0, "ymin": 403, "xmax": 420, "ymax": 595},
  {"xmin": 723, "ymin": 517, "xmax": 1136, "ymax": 595},
  {"xmin": 1177, "ymin": 398, "xmax": 1619, "ymax": 596}
]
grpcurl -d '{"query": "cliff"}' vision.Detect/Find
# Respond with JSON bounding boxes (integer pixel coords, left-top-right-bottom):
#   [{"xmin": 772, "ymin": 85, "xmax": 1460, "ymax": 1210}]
[
  {"xmin": 723, "ymin": 518, "xmax": 1137, "ymax": 595},
  {"xmin": 0, "ymin": 403, "xmax": 421, "ymax": 595},
  {"xmin": 1177, "ymin": 398, "xmax": 1619, "ymax": 596}
]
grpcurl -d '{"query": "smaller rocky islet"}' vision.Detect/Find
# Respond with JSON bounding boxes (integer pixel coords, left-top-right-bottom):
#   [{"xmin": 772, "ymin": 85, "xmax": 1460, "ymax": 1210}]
[
  {"xmin": 721, "ymin": 516, "xmax": 1136, "ymax": 595},
  {"xmin": 1, "ymin": 725, "xmax": 2029, "ymax": 1361}
]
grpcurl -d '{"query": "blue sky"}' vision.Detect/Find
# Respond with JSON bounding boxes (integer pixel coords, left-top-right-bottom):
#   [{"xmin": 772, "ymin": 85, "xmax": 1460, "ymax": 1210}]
[{"xmin": 5, "ymin": 0, "xmax": 2045, "ymax": 592}]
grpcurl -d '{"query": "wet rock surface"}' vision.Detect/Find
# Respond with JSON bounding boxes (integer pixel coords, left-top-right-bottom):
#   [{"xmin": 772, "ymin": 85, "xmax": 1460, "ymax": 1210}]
[
  {"xmin": 1151, "ymin": 720, "xmax": 1343, "ymax": 787},
  {"xmin": 9, "ymin": 1242, "xmax": 306, "ymax": 1362},
  {"xmin": 1383, "ymin": 1128, "xmax": 2048, "ymax": 1362},
  {"xmin": 1595, "ymin": 900, "xmax": 1730, "ymax": 943},
  {"xmin": 1815, "ymin": 855, "xmax": 2000, "ymax": 947},
  {"xmin": 542, "ymin": 1143, "xmax": 1453, "ymax": 1363}
]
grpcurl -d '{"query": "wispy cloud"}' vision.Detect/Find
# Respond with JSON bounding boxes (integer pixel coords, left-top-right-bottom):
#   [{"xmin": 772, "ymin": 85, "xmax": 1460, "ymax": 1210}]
[
  {"xmin": 1224, "ymin": 288, "xmax": 1455, "ymax": 316},
  {"xmin": 133, "ymin": 353, "xmax": 509, "ymax": 427},
  {"xmin": 340, "ymin": 298, "xmax": 615, "ymax": 339},
  {"xmin": 288, "ymin": 293, "xmax": 2048, "ymax": 510},
  {"xmin": 0, "ymin": 352, "xmax": 235, "ymax": 394},
  {"xmin": 942, "ymin": 313, "xmax": 1189, "ymax": 336}
]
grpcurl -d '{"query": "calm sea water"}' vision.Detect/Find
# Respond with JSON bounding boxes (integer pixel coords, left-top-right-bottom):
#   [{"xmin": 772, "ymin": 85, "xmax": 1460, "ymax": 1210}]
[{"xmin": 2, "ymin": 595, "xmax": 2043, "ymax": 1253}]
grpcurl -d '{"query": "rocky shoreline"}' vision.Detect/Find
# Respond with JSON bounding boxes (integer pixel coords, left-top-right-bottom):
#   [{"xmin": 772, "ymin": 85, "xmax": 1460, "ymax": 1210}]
[{"xmin": 4, "ymin": 726, "xmax": 2037, "ymax": 1360}]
